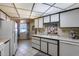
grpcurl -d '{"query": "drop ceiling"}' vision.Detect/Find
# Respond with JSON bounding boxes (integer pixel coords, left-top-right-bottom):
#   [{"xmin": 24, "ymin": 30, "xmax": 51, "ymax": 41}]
[{"xmin": 0, "ymin": 3, "xmax": 79, "ymax": 20}]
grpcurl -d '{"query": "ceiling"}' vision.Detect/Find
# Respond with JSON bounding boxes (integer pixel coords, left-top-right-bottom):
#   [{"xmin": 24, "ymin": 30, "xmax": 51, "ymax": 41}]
[{"xmin": 0, "ymin": 3, "xmax": 79, "ymax": 20}]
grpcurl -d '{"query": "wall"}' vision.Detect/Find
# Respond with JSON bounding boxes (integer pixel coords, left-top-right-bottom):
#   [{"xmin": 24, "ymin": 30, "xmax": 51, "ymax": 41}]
[{"xmin": 29, "ymin": 19, "xmax": 34, "ymax": 39}]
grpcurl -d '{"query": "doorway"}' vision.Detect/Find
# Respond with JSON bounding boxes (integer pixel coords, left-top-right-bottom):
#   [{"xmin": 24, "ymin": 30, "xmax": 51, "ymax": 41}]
[
  {"xmin": 15, "ymin": 20, "xmax": 32, "ymax": 55},
  {"xmin": 19, "ymin": 23, "xmax": 27, "ymax": 40}
]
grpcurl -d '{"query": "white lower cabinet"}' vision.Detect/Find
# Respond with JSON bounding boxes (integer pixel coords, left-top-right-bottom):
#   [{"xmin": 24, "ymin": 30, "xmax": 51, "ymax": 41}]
[
  {"xmin": 4, "ymin": 41, "xmax": 10, "ymax": 56},
  {"xmin": 0, "ymin": 41, "xmax": 10, "ymax": 56},
  {"xmin": 32, "ymin": 43, "xmax": 40, "ymax": 50},
  {"xmin": 32, "ymin": 37, "xmax": 40, "ymax": 50},
  {"xmin": 41, "ymin": 41, "xmax": 47, "ymax": 53},
  {"xmin": 0, "ymin": 44, "xmax": 4, "ymax": 56},
  {"xmin": 32, "ymin": 37, "xmax": 58, "ymax": 55},
  {"xmin": 60, "ymin": 41, "xmax": 79, "ymax": 56},
  {"xmin": 48, "ymin": 43, "xmax": 57, "ymax": 56}
]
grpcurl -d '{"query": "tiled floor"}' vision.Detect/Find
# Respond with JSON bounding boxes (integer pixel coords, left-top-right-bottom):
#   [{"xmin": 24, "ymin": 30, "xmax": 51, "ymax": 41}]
[{"xmin": 15, "ymin": 39, "xmax": 39, "ymax": 56}]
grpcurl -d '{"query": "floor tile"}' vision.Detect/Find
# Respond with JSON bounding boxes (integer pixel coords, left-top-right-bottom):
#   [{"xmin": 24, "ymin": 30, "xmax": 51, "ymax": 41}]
[{"xmin": 15, "ymin": 39, "xmax": 39, "ymax": 56}]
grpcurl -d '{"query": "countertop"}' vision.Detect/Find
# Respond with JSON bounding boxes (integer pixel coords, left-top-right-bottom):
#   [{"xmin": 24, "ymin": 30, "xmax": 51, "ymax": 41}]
[
  {"xmin": 0, "ymin": 37, "xmax": 10, "ymax": 45},
  {"xmin": 33, "ymin": 34, "xmax": 79, "ymax": 44}
]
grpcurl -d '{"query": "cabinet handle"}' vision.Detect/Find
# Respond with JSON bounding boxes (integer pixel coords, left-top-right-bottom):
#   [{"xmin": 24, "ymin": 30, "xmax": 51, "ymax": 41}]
[{"xmin": 4, "ymin": 40, "xmax": 9, "ymax": 44}]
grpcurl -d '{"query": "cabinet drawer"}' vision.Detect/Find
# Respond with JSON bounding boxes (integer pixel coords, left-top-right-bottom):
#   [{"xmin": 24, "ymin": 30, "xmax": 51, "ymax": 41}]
[
  {"xmin": 32, "ymin": 43, "xmax": 40, "ymax": 50},
  {"xmin": 32, "ymin": 39, "xmax": 40, "ymax": 45},
  {"xmin": 32, "ymin": 37, "xmax": 40, "ymax": 40},
  {"xmin": 41, "ymin": 38, "xmax": 57, "ymax": 44},
  {"xmin": 48, "ymin": 43, "xmax": 57, "ymax": 56},
  {"xmin": 41, "ymin": 41, "xmax": 47, "ymax": 53}
]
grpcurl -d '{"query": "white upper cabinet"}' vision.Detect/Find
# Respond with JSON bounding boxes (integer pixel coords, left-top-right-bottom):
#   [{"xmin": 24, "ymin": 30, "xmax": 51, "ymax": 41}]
[
  {"xmin": 44, "ymin": 16, "xmax": 50, "ymax": 23},
  {"xmin": 51, "ymin": 14, "xmax": 59, "ymax": 22},
  {"xmin": 60, "ymin": 9, "xmax": 79, "ymax": 27},
  {"xmin": 39, "ymin": 18, "xmax": 43, "ymax": 28},
  {"xmin": 34, "ymin": 18, "xmax": 43, "ymax": 28},
  {"xmin": 0, "ymin": 11, "xmax": 6, "ymax": 20},
  {"xmin": 34, "ymin": 19, "xmax": 39, "ymax": 28}
]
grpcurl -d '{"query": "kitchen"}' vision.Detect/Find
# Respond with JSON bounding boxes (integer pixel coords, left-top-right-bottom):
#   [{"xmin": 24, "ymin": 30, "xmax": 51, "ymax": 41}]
[{"xmin": 0, "ymin": 3, "xmax": 79, "ymax": 56}]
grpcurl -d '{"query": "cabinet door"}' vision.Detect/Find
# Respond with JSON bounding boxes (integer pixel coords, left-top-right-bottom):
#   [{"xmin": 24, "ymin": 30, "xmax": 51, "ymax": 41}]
[
  {"xmin": 0, "ymin": 44, "xmax": 4, "ymax": 56},
  {"xmin": 39, "ymin": 18, "xmax": 43, "ymax": 28},
  {"xmin": 32, "ymin": 43, "xmax": 40, "ymax": 50},
  {"xmin": 51, "ymin": 14, "xmax": 59, "ymax": 22},
  {"xmin": 41, "ymin": 41, "xmax": 47, "ymax": 53},
  {"xmin": 48, "ymin": 43, "xmax": 57, "ymax": 56},
  {"xmin": 60, "ymin": 41, "xmax": 79, "ymax": 56},
  {"xmin": 44, "ymin": 16, "xmax": 50, "ymax": 23},
  {"xmin": 60, "ymin": 9, "xmax": 79, "ymax": 27},
  {"xmin": 0, "ymin": 12, "xmax": 6, "ymax": 20},
  {"xmin": 34, "ymin": 19, "xmax": 39, "ymax": 28},
  {"xmin": 4, "ymin": 41, "xmax": 10, "ymax": 56}
]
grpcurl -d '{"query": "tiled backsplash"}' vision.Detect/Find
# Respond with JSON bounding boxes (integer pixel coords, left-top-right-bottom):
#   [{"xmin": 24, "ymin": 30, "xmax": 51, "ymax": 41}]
[
  {"xmin": 58, "ymin": 28, "xmax": 79, "ymax": 37},
  {"xmin": 36, "ymin": 27, "xmax": 79, "ymax": 38}
]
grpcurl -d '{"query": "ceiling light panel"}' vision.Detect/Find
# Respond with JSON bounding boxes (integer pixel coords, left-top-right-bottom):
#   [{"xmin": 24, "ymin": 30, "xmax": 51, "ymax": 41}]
[
  {"xmin": 15, "ymin": 3, "xmax": 33, "ymax": 10},
  {"xmin": 45, "ymin": 7, "xmax": 63, "ymax": 14},
  {"xmin": 54, "ymin": 3, "xmax": 74, "ymax": 9},
  {"xmin": 0, "ymin": 6, "xmax": 18, "ymax": 17},
  {"xmin": 31, "ymin": 12, "xmax": 43, "ymax": 17},
  {"xmin": 17, "ymin": 9, "xmax": 31, "ymax": 16},
  {"xmin": 66, "ymin": 3, "xmax": 79, "ymax": 10},
  {"xmin": 19, "ymin": 14, "xmax": 29, "ymax": 19},
  {"xmin": 7, "ymin": 13, "xmax": 18, "ymax": 17},
  {"xmin": 0, "ymin": 3, "xmax": 14, "ymax": 7},
  {"xmin": 0, "ymin": 6, "xmax": 16, "ymax": 13},
  {"xmin": 33, "ymin": 3, "xmax": 50, "ymax": 13}
]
